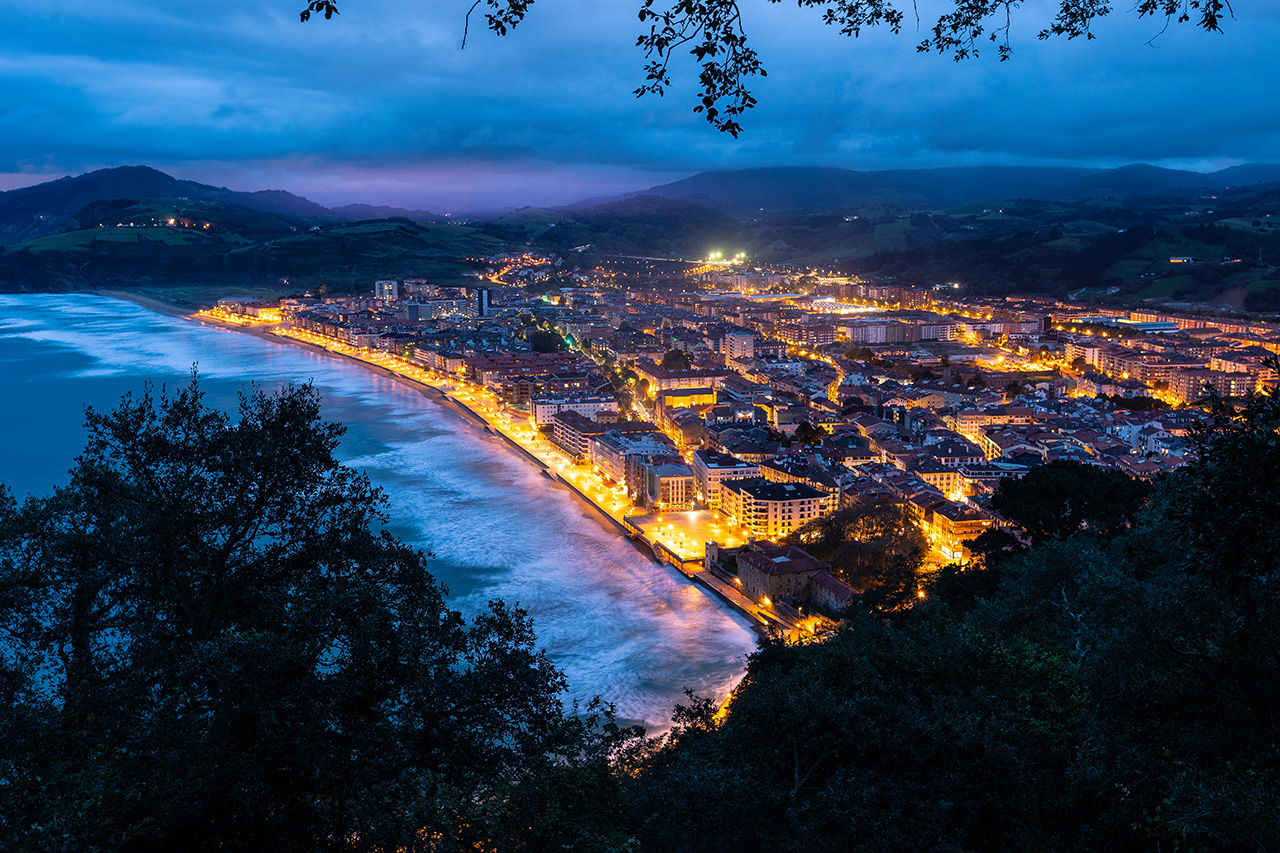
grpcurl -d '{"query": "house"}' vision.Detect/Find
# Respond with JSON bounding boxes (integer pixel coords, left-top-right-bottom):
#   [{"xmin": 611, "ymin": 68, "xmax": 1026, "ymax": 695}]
[
  {"xmin": 738, "ymin": 543, "xmax": 828, "ymax": 605},
  {"xmin": 809, "ymin": 570, "xmax": 858, "ymax": 611}
]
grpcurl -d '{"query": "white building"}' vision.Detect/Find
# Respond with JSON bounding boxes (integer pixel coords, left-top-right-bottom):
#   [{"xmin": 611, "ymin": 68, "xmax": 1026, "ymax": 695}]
[
  {"xmin": 723, "ymin": 331, "xmax": 755, "ymax": 361},
  {"xmin": 644, "ymin": 462, "xmax": 696, "ymax": 510},
  {"xmin": 590, "ymin": 432, "xmax": 677, "ymax": 495},
  {"xmin": 530, "ymin": 394, "xmax": 618, "ymax": 427},
  {"xmin": 720, "ymin": 478, "xmax": 835, "ymax": 541},
  {"xmin": 691, "ymin": 449, "xmax": 761, "ymax": 509}
]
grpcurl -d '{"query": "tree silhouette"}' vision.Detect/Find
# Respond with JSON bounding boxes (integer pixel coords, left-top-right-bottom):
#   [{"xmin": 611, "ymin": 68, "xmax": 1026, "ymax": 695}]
[
  {"xmin": 302, "ymin": 0, "xmax": 1234, "ymax": 135},
  {"xmin": 661, "ymin": 348, "xmax": 693, "ymax": 371},
  {"xmin": 0, "ymin": 376, "xmax": 638, "ymax": 851}
]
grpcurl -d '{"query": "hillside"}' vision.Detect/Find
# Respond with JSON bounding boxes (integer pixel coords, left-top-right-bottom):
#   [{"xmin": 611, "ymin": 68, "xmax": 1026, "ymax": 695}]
[
  {"xmin": 835, "ymin": 191, "xmax": 1280, "ymax": 308},
  {"xmin": 0, "ymin": 214, "xmax": 503, "ymax": 292},
  {"xmin": 566, "ymin": 163, "xmax": 1280, "ymax": 216},
  {"xmin": 0, "ymin": 167, "xmax": 502, "ymax": 291},
  {"xmin": 536, "ymin": 187, "xmax": 1280, "ymax": 311},
  {"xmin": 540, "ymin": 194, "xmax": 742, "ymax": 256},
  {"xmin": 329, "ymin": 203, "xmax": 441, "ymax": 223},
  {"xmin": 5, "ymin": 163, "xmax": 1280, "ymax": 309},
  {"xmin": 0, "ymin": 166, "xmax": 337, "ymax": 244},
  {"xmin": 522, "ymin": 195, "xmax": 740, "ymax": 257}
]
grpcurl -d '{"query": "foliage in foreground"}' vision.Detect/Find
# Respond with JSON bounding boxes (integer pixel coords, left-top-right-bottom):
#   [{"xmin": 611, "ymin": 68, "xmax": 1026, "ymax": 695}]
[
  {"xmin": 5, "ymin": 372, "xmax": 1280, "ymax": 850},
  {"xmin": 301, "ymin": 0, "xmax": 1231, "ymax": 136},
  {"xmin": 626, "ymin": 385, "xmax": 1280, "ymax": 850},
  {"xmin": 0, "ymin": 377, "xmax": 638, "ymax": 852}
]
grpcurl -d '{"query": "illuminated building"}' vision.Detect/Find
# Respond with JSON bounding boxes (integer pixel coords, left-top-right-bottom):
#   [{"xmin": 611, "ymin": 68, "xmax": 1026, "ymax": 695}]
[
  {"xmin": 692, "ymin": 449, "xmax": 761, "ymax": 510},
  {"xmin": 720, "ymin": 478, "xmax": 835, "ymax": 541},
  {"xmin": 737, "ymin": 542, "xmax": 828, "ymax": 605}
]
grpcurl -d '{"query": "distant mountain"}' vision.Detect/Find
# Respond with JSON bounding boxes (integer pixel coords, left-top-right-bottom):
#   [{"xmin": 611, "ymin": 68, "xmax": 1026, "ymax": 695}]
[
  {"xmin": 558, "ymin": 192, "xmax": 646, "ymax": 212},
  {"xmin": 328, "ymin": 203, "xmax": 440, "ymax": 223},
  {"xmin": 0, "ymin": 166, "xmax": 343, "ymax": 244},
  {"xmin": 492, "ymin": 206, "xmax": 563, "ymax": 225},
  {"xmin": 1205, "ymin": 164, "xmax": 1280, "ymax": 187},
  {"xmin": 7, "ymin": 163, "xmax": 1280, "ymax": 306},
  {"xmin": 12, "ymin": 163, "xmax": 1278, "ymax": 251},
  {"xmin": 565, "ymin": 164, "xmax": 1280, "ymax": 216}
]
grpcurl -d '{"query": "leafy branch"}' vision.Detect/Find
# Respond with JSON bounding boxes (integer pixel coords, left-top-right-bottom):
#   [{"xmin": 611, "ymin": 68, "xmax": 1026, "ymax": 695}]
[
  {"xmin": 300, "ymin": 0, "xmax": 1235, "ymax": 131},
  {"xmin": 635, "ymin": 0, "xmax": 763, "ymax": 136}
]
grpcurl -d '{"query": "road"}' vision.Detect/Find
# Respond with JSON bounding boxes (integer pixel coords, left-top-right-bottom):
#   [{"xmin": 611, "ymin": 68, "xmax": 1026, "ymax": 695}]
[{"xmin": 250, "ymin": 324, "xmax": 828, "ymax": 638}]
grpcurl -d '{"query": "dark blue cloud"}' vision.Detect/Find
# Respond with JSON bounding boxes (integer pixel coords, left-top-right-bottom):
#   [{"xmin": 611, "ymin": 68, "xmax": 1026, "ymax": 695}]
[{"xmin": 3, "ymin": 0, "xmax": 1278, "ymax": 209}]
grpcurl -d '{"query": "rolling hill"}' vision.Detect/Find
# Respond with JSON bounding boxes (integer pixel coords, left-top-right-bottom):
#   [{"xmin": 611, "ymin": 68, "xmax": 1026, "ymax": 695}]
[
  {"xmin": 4, "ymin": 163, "xmax": 1280, "ymax": 309},
  {"xmin": 0, "ymin": 166, "xmax": 339, "ymax": 244},
  {"xmin": 0, "ymin": 214, "xmax": 503, "ymax": 292},
  {"xmin": 564, "ymin": 164, "xmax": 1280, "ymax": 216}
]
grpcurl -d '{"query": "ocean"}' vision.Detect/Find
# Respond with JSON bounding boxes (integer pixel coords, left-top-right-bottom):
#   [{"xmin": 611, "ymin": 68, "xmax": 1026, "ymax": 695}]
[{"xmin": 0, "ymin": 293, "xmax": 757, "ymax": 729}]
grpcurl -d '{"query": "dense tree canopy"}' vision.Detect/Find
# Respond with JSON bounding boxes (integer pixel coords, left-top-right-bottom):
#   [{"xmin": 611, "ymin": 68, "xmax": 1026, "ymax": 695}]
[
  {"xmin": 661, "ymin": 348, "xmax": 693, "ymax": 371},
  {"xmin": 989, "ymin": 458, "xmax": 1153, "ymax": 545},
  {"xmin": 527, "ymin": 328, "xmax": 568, "ymax": 352},
  {"xmin": 791, "ymin": 420, "xmax": 827, "ymax": 445},
  {"xmin": 8, "ymin": 369, "xmax": 1280, "ymax": 850},
  {"xmin": 0, "ymin": 377, "xmax": 636, "ymax": 851},
  {"xmin": 783, "ymin": 500, "xmax": 926, "ymax": 608},
  {"xmin": 301, "ymin": 0, "xmax": 1234, "ymax": 134}
]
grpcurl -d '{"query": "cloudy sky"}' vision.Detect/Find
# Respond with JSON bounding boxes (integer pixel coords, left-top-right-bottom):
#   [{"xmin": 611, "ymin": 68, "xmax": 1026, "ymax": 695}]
[{"xmin": 4, "ymin": 0, "xmax": 1278, "ymax": 211}]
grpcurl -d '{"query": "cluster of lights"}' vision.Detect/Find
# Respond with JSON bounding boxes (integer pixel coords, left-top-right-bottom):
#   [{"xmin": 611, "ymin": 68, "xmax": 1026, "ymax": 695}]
[{"xmin": 248, "ymin": 303, "xmax": 953, "ymax": 639}]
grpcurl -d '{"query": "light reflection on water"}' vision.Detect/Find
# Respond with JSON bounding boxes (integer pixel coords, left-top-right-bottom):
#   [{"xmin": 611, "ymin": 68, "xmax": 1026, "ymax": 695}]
[{"xmin": 0, "ymin": 294, "xmax": 757, "ymax": 729}]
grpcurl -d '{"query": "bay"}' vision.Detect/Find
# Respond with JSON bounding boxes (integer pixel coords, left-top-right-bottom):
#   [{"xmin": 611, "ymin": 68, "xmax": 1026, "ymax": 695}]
[{"xmin": 0, "ymin": 293, "xmax": 757, "ymax": 729}]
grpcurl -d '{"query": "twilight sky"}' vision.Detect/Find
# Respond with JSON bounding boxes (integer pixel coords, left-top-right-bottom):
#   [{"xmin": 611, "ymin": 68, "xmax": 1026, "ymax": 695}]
[{"xmin": 4, "ymin": 0, "xmax": 1279, "ymax": 212}]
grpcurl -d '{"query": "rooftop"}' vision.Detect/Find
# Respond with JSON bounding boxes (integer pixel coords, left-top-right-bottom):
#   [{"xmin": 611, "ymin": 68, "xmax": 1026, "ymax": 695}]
[
  {"xmin": 739, "ymin": 543, "xmax": 828, "ymax": 576},
  {"xmin": 723, "ymin": 478, "xmax": 827, "ymax": 502}
]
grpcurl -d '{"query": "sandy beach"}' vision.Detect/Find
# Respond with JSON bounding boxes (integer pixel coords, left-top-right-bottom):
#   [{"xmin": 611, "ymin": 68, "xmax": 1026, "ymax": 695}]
[
  {"xmin": 1, "ymin": 290, "xmax": 759, "ymax": 730},
  {"xmin": 91, "ymin": 289, "xmax": 768, "ymax": 635},
  {"xmin": 95, "ymin": 289, "xmax": 202, "ymax": 319},
  {"xmin": 137, "ymin": 294, "xmax": 651, "ymax": 549}
]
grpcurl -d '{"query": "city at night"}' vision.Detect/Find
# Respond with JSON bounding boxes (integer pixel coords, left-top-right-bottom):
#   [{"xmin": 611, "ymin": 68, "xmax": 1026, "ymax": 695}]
[{"xmin": 2, "ymin": 1, "xmax": 1279, "ymax": 849}]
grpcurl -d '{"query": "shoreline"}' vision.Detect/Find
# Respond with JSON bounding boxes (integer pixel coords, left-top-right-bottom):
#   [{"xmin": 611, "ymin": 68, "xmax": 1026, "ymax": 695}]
[
  {"xmin": 185, "ymin": 306, "xmax": 696, "ymax": 572},
  {"xmin": 190, "ymin": 311, "xmax": 497, "ymax": 434},
  {"xmin": 8, "ymin": 290, "xmax": 758, "ymax": 731},
  {"xmin": 122, "ymin": 292, "xmax": 765, "ymax": 636},
  {"xmin": 95, "ymin": 289, "xmax": 200, "ymax": 319}
]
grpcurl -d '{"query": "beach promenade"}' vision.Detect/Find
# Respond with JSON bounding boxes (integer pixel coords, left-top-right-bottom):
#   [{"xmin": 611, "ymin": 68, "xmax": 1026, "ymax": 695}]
[{"xmin": 191, "ymin": 312, "xmax": 788, "ymax": 635}]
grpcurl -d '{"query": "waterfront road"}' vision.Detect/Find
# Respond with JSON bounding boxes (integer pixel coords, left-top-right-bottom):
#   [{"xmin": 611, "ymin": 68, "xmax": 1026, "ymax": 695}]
[
  {"xmin": 247, "ymin": 323, "xmax": 811, "ymax": 634},
  {"xmin": 189, "ymin": 315, "xmax": 826, "ymax": 638}
]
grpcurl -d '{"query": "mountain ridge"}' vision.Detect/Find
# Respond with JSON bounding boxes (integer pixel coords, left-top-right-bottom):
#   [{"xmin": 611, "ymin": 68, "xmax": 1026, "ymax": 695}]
[
  {"xmin": 7, "ymin": 163, "xmax": 1280, "ymax": 248},
  {"xmin": 0, "ymin": 166, "xmax": 442, "ymax": 245},
  {"xmin": 561, "ymin": 164, "xmax": 1280, "ymax": 216}
]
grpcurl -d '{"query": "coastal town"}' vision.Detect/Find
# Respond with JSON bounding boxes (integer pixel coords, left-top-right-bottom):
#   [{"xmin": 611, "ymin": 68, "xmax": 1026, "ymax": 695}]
[
  {"xmin": 201, "ymin": 254, "xmax": 1280, "ymax": 637},
  {"xmin": 13, "ymin": 0, "xmax": 1280, "ymax": 839}
]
